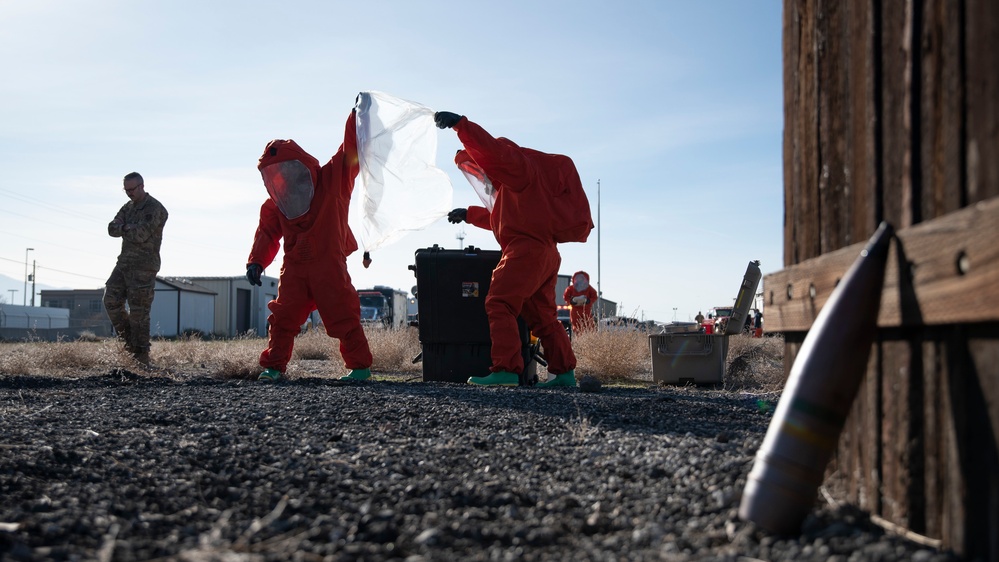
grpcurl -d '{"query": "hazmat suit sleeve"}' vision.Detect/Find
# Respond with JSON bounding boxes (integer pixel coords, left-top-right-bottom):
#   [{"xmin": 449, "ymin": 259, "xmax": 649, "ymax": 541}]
[
  {"xmin": 563, "ymin": 285, "xmax": 574, "ymax": 304},
  {"xmin": 248, "ymin": 199, "xmax": 283, "ymax": 269},
  {"xmin": 341, "ymin": 109, "xmax": 360, "ymax": 200},
  {"xmin": 465, "ymin": 205, "xmax": 492, "ymax": 231},
  {"xmin": 453, "ymin": 118, "xmax": 534, "ymax": 193}
]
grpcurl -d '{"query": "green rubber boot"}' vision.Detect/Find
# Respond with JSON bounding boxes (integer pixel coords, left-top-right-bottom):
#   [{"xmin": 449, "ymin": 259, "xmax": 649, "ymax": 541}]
[
  {"xmin": 536, "ymin": 370, "xmax": 578, "ymax": 388},
  {"xmin": 258, "ymin": 368, "xmax": 282, "ymax": 382},
  {"xmin": 467, "ymin": 371, "xmax": 519, "ymax": 386},
  {"xmin": 339, "ymin": 367, "xmax": 371, "ymax": 381}
]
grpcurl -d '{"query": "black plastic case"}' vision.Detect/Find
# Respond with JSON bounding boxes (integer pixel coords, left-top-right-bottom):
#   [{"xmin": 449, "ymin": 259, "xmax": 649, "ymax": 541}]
[{"xmin": 412, "ymin": 245, "xmax": 536, "ymax": 384}]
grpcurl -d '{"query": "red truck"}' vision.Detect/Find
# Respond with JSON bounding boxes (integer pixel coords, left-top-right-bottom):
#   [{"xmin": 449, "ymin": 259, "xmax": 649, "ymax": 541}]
[{"xmin": 701, "ymin": 306, "xmax": 762, "ymax": 336}]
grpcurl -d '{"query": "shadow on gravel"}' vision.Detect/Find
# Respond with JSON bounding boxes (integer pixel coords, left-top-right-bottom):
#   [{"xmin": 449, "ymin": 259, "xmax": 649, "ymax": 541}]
[
  {"xmin": 1, "ymin": 372, "xmax": 776, "ymax": 440},
  {"xmin": 1, "ymin": 372, "xmax": 776, "ymax": 441}
]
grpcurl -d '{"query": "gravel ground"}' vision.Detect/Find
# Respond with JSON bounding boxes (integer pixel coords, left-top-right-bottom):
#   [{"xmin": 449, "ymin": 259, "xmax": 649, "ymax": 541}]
[{"xmin": 0, "ymin": 370, "xmax": 961, "ymax": 561}]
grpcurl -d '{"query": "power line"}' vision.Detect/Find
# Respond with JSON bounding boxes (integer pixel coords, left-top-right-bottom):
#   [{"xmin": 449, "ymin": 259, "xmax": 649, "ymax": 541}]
[
  {"xmin": 0, "ymin": 228, "xmax": 110, "ymax": 258},
  {"xmin": 0, "ymin": 186, "xmax": 108, "ymax": 222},
  {"xmin": 0, "ymin": 212, "xmax": 245, "ymax": 255},
  {"xmin": 0, "ymin": 255, "xmax": 105, "ymax": 281},
  {"xmin": 37, "ymin": 264, "xmax": 106, "ymax": 281},
  {"xmin": 0, "ymin": 255, "xmax": 29, "ymax": 265},
  {"xmin": 2, "ymin": 192, "xmax": 255, "ymax": 279},
  {"xmin": 0, "ymin": 206, "xmax": 105, "ymax": 233}
]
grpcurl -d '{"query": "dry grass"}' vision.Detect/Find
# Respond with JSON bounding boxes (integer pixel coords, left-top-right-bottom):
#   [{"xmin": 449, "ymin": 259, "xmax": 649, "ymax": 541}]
[
  {"xmin": 0, "ymin": 327, "xmax": 785, "ymax": 391},
  {"xmin": 723, "ymin": 334, "xmax": 786, "ymax": 392},
  {"xmin": 0, "ymin": 338, "xmax": 128, "ymax": 375},
  {"xmin": 292, "ymin": 329, "xmax": 339, "ymax": 361},
  {"xmin": 365, "ymin": 326, "xmax": 421, "ymax": 373},
  {"xmin": 571, "ymin": 329, "xmax": 652, "ymax": 382}
]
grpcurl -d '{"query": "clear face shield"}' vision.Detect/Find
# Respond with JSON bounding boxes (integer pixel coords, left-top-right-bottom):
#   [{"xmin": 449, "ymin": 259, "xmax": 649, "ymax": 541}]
[
  {"xmin": 260, "ymin": 160, "xmax": 315, "ymax": 220},
  {"xmin": 574, "ymin": 274, "xmax": 589, "ymax": 291},
  {"xmin": 458, "ymin": 160, "xmax": 497, "ymax": 212}
]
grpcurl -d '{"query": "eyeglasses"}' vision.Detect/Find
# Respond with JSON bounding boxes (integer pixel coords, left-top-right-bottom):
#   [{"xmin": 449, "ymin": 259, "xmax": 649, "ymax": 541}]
[{"xmin": 124, "ymin": 184, "xmax": 143, "ymax": 193}]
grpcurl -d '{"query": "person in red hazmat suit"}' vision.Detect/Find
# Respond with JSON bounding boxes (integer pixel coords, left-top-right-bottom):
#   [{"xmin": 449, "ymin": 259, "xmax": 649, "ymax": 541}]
[
  {"xmin": 563, "ymin": 270, "xmax": 598, "ymax": 333},
  {"xmin": 436, "ymin": 110, "xmax": 578, "ymax": 388},
  {"xmin": 246, "ymin": 107, "xmax": 373, "ymax": 382}
]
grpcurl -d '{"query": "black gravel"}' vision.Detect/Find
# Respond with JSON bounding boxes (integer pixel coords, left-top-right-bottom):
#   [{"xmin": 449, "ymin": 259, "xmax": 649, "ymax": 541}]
[{"xmin": 0, "ymin": 371, "xmax": 961, "ymax": 561}]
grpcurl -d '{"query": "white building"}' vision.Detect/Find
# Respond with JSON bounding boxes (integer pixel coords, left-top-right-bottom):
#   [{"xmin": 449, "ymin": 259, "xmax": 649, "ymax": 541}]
[
  {"xmin": 0, "ymin": 304, "xmax": 72, "ymax": 341},
  {"xmin": 0, "ymin": 304, "xmax": 70, "ymax": 329},
  {"xmin": 150, "ymin": 278, "xmax": 217, "ymax": 337},
  {"xmin": 0, "ymin": 303, "xmax": 69, "ymax": 330}
]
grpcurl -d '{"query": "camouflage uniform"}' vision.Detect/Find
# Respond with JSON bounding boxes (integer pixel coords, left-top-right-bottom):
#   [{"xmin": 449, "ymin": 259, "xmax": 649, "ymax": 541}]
[{"xmin": 104, "ymin": 194, "xmax": 168, "ymax": 356}]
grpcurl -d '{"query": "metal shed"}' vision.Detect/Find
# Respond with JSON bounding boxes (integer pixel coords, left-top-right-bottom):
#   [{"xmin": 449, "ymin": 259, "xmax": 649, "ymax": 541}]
[
  {"xmin": 184, "ymin": 275, "xmax": 278, "ymax": 337},
  {"xmin": 151, "ymin": 278, "xmax": 216, "ymax": 337}
]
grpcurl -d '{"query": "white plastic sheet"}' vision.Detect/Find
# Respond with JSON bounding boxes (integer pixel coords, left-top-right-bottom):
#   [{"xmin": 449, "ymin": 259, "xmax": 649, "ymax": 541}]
[{"xmin": 349, "ymin": 91, "xmax": 453, "ymax": 252}]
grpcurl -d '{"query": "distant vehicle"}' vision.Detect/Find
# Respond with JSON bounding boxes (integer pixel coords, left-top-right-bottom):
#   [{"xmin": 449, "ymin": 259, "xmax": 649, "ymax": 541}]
[
  {"xmin": 358, "ymin": 286, "xmax": 409, "ymax": 329},
  {"xmin": 557, "ymin": 304, "xmax": 571, "ymax": 332},
  {"xmin": 701, "ymin": 306, "xmax": 761, "ymax": 335},
  {"xmin": 699, "ymin": 260, "xmax": 764, "ymax": 337},
  {"xmin": 599, "ymin": 316, "xmax": 658, "ymax": 332},
  {"xmin": 702, "ymin": 306, "xmax": 734, "ymax": 334},
  {"xmin": 659, "ymin": 321, "xmax": 702, "ymax": 334}
]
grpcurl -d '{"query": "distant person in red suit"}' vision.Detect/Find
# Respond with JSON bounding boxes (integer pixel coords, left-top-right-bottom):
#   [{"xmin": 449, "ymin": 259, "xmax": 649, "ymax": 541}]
[
  {"xmin": 437, "ymin": 110, "xmax": 592, "ymax": 388},
  {"xmin": 246, "ymin": 102, "xmax": 373, "ymax": 382},
  {"xmin": 563, "ymin": 270, "xmax": 598, "ymax": 333}
]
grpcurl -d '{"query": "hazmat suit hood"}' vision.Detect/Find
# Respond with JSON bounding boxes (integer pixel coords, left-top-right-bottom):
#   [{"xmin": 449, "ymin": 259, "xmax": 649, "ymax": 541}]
[
  {"xmin": 455, "ymin": 149, "xmax": 497, "ymax": 211},
  {"xmin": 572, "ymin": 270, "xmax": 590, "ymax": 291},
  {"xmin": 455, "ymin": 137, "xmax": 519, "ymax": 205},
  {"xmin": 258, "ymin": 139, "xmax": 321, "ymax": 220}
]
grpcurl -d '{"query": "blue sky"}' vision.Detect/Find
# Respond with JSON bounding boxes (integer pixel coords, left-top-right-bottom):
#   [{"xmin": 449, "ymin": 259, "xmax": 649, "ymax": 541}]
[{"xmin": 0, "ymin": 0, "xmax": 783, "ymax": 322}]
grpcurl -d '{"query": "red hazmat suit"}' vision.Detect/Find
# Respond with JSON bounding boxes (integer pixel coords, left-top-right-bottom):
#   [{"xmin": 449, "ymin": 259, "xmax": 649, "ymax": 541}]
[
  {"xmin": 453, "ymin": 117, "xmax": 578, "ymax": 376},
  {"xmin": 563, "ymin": 270, "xmax": 598, "ymax": 333},
  {"xmin": 247, "ymin": 111, "xmax": 372, "ymax": 373}
]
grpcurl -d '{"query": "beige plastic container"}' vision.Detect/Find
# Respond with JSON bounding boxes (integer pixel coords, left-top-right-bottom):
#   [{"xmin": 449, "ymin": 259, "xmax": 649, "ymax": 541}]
[
  {"xmin": 649, "ymin": 333, "xmax": 728, "ymax": 385},
  {"xmin": 649, "ymin": 259, "xmax": 762, "ymax": 385}
]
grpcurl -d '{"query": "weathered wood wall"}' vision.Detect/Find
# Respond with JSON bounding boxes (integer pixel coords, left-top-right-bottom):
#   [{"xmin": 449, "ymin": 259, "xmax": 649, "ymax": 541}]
[{"xmin": 777, "ymin": 0, "xmax": 999, "ymax": 558}]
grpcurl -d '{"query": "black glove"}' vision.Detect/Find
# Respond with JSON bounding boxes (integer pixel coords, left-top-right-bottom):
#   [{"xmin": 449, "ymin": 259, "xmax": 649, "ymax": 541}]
[
  {"xmin": 355, "ymin": 92, "xmax": 369, "ymax": 113},
  {"xmin": 246, "ymin": 263, "xmax": 263, "ymax": 286},
  {"xmin": 434, "ymin": 111, "xmax": 463, "ymax": 129},
  {"xmin": 447, "ymin": 208, "xmax": 467, "ymax": 224}
]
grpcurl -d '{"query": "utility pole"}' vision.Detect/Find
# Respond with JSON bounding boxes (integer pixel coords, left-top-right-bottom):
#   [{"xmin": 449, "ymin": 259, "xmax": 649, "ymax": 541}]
[
  {"xmin": 23, "ymin": 247, "xmax": 33, "ymax": 305},
  {"xmin": 8, "ymin": 289, "xmax": 17, "ymax": 303},
  {"xmin": 30, "ymin": 260, "xmax": 37, "ymax": 307},
  {"xmin": 596, "ymin": 179, "xmax": 602, "ymax": 327},
  {"xmin": 455, "ymin": 227, "xmax": 466, "ymax": 249}
]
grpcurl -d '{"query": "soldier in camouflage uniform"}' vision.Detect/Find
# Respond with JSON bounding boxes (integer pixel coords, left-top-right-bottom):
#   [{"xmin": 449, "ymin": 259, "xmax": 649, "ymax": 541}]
[{"xmin": 104, "ymin": 172, "xmax": 169, "ymax": 365}]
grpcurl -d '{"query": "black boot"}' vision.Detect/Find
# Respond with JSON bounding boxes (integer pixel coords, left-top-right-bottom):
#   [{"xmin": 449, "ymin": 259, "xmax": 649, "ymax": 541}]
[{"xmin": 132, "ymin": 347, "xmax": 151, "ymax": 366}]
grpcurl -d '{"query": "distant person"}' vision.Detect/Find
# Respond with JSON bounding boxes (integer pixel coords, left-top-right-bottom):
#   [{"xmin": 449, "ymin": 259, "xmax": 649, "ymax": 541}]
[
  {"xmin": 104, "ymin": 172, "xmax": 169, "ymax": 365},
  {"xmin": 437, "ymin": 109, "xmax": 593, "ymax": 388},
  {"xmin": 695, "ymin": 311, "xmax": 705, "ymax": 324},
  {"xmin": 563, "ymin": 270, "xmax": 598, "ymax": 333},
  {"xmin": 246, "ymin": 100, "xmax": 373, "ymax": 382}
]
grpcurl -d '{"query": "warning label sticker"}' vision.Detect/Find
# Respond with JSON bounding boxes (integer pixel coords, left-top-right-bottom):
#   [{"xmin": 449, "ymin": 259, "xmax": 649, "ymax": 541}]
[{"xmin": 461, "ymin": 282, "xmax": 480, "ymax": 298}]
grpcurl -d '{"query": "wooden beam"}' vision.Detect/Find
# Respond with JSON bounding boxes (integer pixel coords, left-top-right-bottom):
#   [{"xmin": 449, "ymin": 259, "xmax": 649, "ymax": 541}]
[{"xmin": 765, "ymin": 196, "xmax": 999, "ymax": 331}]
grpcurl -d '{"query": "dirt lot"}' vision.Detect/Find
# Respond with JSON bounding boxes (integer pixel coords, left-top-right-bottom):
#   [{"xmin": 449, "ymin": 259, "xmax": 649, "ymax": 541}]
[{"xmin": 0, "ymin": 367, "xmax": 960, "ymax": 561}]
